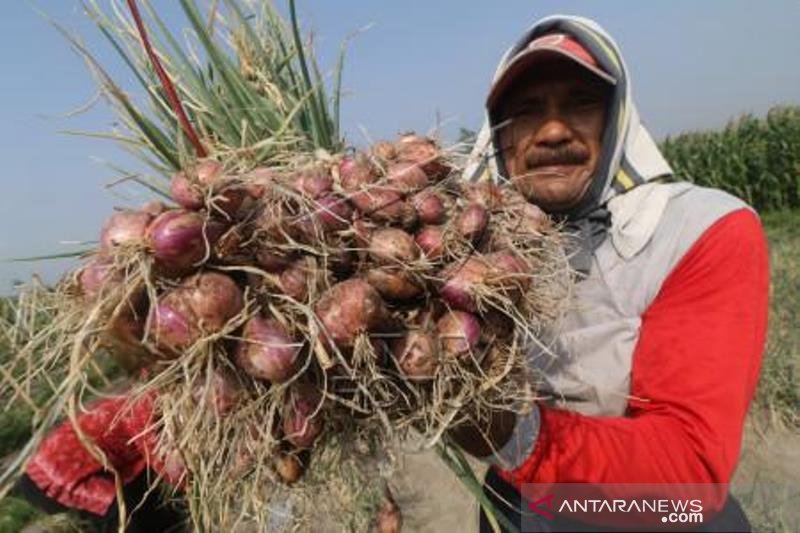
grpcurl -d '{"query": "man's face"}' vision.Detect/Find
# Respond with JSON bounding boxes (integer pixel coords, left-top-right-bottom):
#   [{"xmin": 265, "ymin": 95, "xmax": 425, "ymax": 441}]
[{"xmin": 494, "ymin": 59, "xmax": 611, "ymax": 213}]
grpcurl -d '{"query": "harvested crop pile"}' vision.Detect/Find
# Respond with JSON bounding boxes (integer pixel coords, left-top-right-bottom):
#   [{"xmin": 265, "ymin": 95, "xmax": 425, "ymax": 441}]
[{"xmin": 0, "ymin": 1, "xmax": 571, "ymax": 531}]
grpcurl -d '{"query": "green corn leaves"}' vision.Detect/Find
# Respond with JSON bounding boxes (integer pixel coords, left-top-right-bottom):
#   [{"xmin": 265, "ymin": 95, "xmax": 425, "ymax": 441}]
[{"xmin": 661, "ymin": 106, "xmax": 800, "ymax": 212}]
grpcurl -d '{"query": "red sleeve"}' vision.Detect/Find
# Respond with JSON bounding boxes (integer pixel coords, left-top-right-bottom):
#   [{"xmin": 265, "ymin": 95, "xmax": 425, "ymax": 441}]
[{"xmin": 498, "ymin": 208, "xmax": 769, "ymax": 508}]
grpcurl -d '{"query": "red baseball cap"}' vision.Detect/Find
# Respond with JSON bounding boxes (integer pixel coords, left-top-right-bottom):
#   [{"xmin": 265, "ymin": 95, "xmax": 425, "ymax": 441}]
[{"xmin": 486, "ymin": 33, "xmax": 616, "ymax": 110}]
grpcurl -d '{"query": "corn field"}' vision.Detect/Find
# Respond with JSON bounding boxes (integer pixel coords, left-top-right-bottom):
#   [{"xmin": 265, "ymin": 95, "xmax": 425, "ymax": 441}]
[{"xmin": 660, "ymin": 105, "xmax": 800, "ymax": 212}]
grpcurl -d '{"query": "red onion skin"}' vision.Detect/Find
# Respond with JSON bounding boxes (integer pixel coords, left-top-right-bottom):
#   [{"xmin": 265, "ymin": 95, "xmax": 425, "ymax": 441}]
[
  {"xmin": 147, "ymin": 210, "xmax": 225, "ymax": 272},
  {"xmin": 195, "ymin": 160, "xmax": 224, "ymax": 186},
  {"xmin": 339, "ymin": 156, "xmax": 376, "ymax": 190},
  {"xmin": 100, "ymin": 210, "xmax": 153, "ymax": 251},
  {"xmin": 314, "ymin": 194, "xmax": 353, "ymax": 231},
  {"xmin": 486, "ymin": 251, "xmax": 531, "ymax": 298},
  {"xmin": 151, "ymin": 297, "xmax": 195, "ymax": 355},
  {"xmin": 461, "ymin": 182, "xmax": 503, "ymax": 211},
  {"xmin": 282, "ymin": 385, "xmax": 324, "ymax": 448},
  {"xmin": 508, "ymin": 202, "xmax": 551, "ymax": 234},
  {"xmin": 255, "ymin": 249, "xmax": 292, "ymax": 273},
  {"xmin": 488, "ymin": 251, "xmax": 528, "ymax": 277},
  {"xmin": 279, "ymin": 260, "xmax": 310, "ymax": 301},
  {"xmin": 314, "ymin": 279, "xmax": 387, "ymax": 349},
  {"xmin": 170, "ymin": 172, "xmax": 204, "ymax": 210},
  {"xmin": 191, "ymin": 370, "xmax": 240, "ymax": 416},
  {"xmin": 415, "ymin": 226, "xmax": 445, "ymax": 260},
  {"xmin": 371, "ymin": 141, "xmax": 397, "ymax": 162},
  {"xmin": 108, "ymin": 299, "xmax": 147, "ymax": 346},
  {"xmin": 368, "ymin": 228, "xmax": 419, "ymax": 264},
  {"xmin": 436, "ymin": 311, "xmax": 481, "ymax": 359},
  {"xmin": 151, "ymin": 272, "xmax": 243, "ymax": 355},
  {"xmin": 141, "ymin": 201, "xmax": 168, "ymax": 217},
  {"xmin": 391, "ymin": 331, "xmax": 439, "ymax": 379},
  {"xmin": 292, "ymin": 195, "xmax": 354, "ymax": 240},
  {"xmin": 395, "ymin": 134, "xmax": 449, "ymax": 179},
  {"xmin": 244, "ymin": 167, "xmax": 277, "ymax": 199},
  {"xmin": 78, "ymin": 256, "xmax": 121, "ymax": 300},
  {"xmin": 171, "ymin": 161, "xmax": 223, "ymax": 209},
  {"xmin": 292, "ymin": 169, "xmax": 333, "ymax": 199},
  {"xmin": 341, "ymin": 160, "xmax": 414, "ymax": 225},
  {"xmin": 184, "ymin": 272, "xmax": 244, "ymax": 331},
  {"xmin": 172, "ymin": 161, "xmax": 244, "ymax": 217},
  {"xmin": 209, "ymin": 186, "xmax": 246, "ymax": 219},
  {"xmin": 159, "ymin": 449, "xmax": 188, "ymax": 487},
  {"xmin": 348, "ymin": 187, "xmax": 415, "ymax": 226},
  {"xmin": 412, "ymin": 191, "xmax": 446, "ymax": 224},
  {"xmin": 455, "ymin": 204, "xmax": 490, "ymax": 243},
  {"xmin": 236, "ymin": 316, "xmax": 299, "ymax": 382},
  {"xmin": 385, "ymin": 161, "xmax": 428, "ymax": 193},
  {"xmin": 439, "ymin": 257, "xmax": 490, "ymax": 312},
  {"xmin": 101, "ymin": 295, "xmax": 151, "ymax": 372},
  {"xmin": 366, "ymin": 268, "xmax": 423, "ymax": 300}
]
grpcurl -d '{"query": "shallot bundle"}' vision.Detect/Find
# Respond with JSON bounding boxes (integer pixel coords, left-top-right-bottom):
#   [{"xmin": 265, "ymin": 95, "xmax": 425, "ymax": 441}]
[{"xmin": 0, "ymin": 2, "xmax": 572, "ymax": 530}]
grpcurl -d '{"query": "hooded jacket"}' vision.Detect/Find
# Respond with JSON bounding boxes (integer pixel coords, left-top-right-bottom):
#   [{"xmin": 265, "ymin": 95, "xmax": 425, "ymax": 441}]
[{"xmin": 467, "ymin": 15, "xmax": 769, "ymax": 514}]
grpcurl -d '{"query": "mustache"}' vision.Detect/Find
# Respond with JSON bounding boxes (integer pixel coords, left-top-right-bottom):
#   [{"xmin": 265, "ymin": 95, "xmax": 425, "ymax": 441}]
[{"xmin": 525, "ymin": 144, "xmax": 590, "ymax": 168}]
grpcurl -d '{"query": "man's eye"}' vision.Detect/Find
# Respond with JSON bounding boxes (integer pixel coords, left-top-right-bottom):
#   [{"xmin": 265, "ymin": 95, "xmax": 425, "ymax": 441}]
[
  {"xmin": 571, "ymin": 95, "xmax": 604, "ymax": 109},
  {"xmin": 510, "ymin": 102, "xmax": 545, "ymax": 117}
]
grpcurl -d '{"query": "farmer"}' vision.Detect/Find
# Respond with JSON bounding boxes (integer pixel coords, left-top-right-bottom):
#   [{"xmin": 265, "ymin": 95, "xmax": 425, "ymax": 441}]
[{"xmin": 451, "ymin": 15, "xmax": 769, "ymax": 532}]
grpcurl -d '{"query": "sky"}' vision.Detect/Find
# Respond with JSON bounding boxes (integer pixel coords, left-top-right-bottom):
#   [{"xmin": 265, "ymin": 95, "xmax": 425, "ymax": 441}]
[{"xmin": 1, "ymin": 0, "xmax": 799, "ymax": 291}]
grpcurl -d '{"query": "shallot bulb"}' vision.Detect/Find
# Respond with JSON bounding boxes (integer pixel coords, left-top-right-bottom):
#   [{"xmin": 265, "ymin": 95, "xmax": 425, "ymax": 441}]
[
  {"xmin": 366, "ymin": 268, "xmax": 423, "ymax": 300},
  {"xmin": 146, "ymin": 210, "xmax": 226, "ymax": 272},
  {"xmin": 313, "ymin": 194, "xmax": 353, "ymax": 231},
  {"xmin": 275, "ymin": 453, "xmax": 304, "ymax": 484},
  {"xmin": 385, "ymin": 161, "xmax": 428, "ymax": 193},
  {"xmin": 436, "ymin": 311, "xmax": 481, "ymax": 359},
  {"xmin": 348, "ymin": 186, "xmax": 416, "ymax": 226},
  {"xmin": 375, "ymin": 488, "xmax": 403, "ymax": 533},
  {"xmin": 100, "ymin": 209, "xmax": 153, "ymax": 251},
  {"xmin": 243, "ymin": 166, "xmax": 277, "ymax": 199},
  {"xmin": 391, "ymin": 330, "xmax": 439, "ymax": 380},
  {"xmin": 395, "ymin": 134, "xmax": 449, "ymax": 179},
  {"xmin": 78, "ymin": 256, "xmax": 121, "ymax": 300},
  {"xmin": 292, "ymin": 168, "xmax": 333, "ymax": 199},
  {"xmin": 282, "ymin": 384, "xmax": 324, "ymax": 448},
  {"xmin": 191, "ymin": 369, "xmax": 241, "ymax": 417},
  {"xmin": 461, "ymin": 182, "xmax": 503, "ymax": 211},
  {"xmin": 411, "ymin": 191, "xmax": 446, "ymax": 224},
  {"xmin": 172, "ymin": 161, "xmax": 244, "ymax": 217},
  {"xmin": 150, "ymin": 271, "xmax": 243, "ymax": 355},
  {"xmin": 141, "ymin": 201, "xmax": 168, "ymax": 217},
  {"xmin": 439, "ymin": 257, "xmax": 490, "ymax": 312},
  {"xmin": 371, "ymin": 140, "xmax": 397, "ymax": 162},
  {"xmin": 314, "ymin": 279, "xmax": 388, "ymax": 349},
  {"xmin": 415, "ymin": 226, "xmax": 445, "ymax": 260},
  {"xmin": 170, "ymin": 160, "xmax": 223, "ymax": 210},
  {"xmin": 368, "ymin": 228, "xmax": 420, "ymax": 265},
  {"xmin": 341, "ymin": 159, "xmax": 415, "ymax": 225},
  {"xmin": 293, "ymin": 195, "xmax": 353, "ymax": 238},
  {"xmin": 339, "ymin": 156, "xmax": 375, "ymax": 189},
  {"xmin": 236, "ymin": 316, "xmax": 300, "ymax": 382},
  {"xmin": 455, "ymin": 203, "xmax": 490, "ymax": 243},
  {"xmin": 255, "ymin": 249, "xmax": 292, "ymax": 273},
  {"xmin": 279, "ymin": 259, "xmax": 310, "ymax": 301}
]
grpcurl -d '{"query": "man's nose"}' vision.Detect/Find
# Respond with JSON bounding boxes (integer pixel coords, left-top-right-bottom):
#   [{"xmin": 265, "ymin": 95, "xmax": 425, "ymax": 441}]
[{"xmin": 534, "ymin": 117, "xmax": 574, "ymax": 147}]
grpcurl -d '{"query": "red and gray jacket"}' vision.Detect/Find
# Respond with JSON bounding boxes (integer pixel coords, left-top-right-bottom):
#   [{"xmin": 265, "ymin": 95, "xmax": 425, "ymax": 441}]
[{"xmin": 466, "ymin": 15, "xmax": 769, "ymax": 513}]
